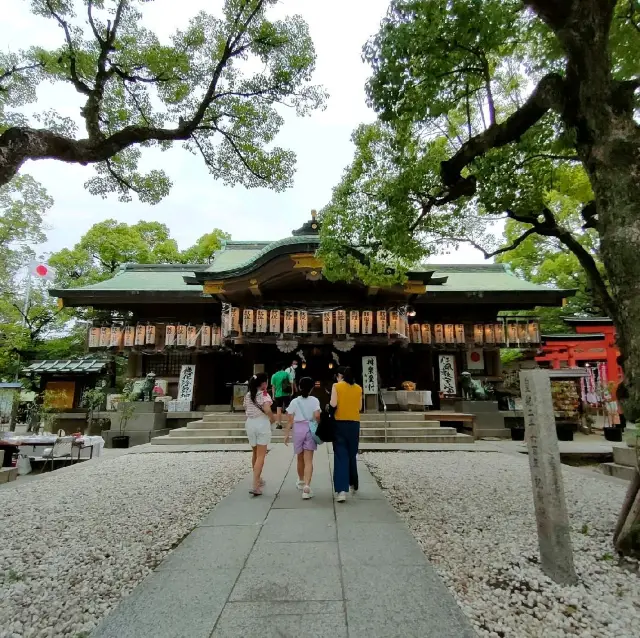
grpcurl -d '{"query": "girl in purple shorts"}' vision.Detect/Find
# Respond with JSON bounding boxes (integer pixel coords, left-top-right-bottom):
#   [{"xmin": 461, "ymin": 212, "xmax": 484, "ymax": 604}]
[{"xmin": 284, "ymin": 377, "xmax": 321, "ymax": 500}]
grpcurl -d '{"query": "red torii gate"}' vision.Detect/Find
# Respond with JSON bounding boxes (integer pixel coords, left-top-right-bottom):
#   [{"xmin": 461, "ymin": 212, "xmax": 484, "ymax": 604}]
[{"xmin": 536, "ymin": 317, "xmax": 621, "ymax": 386}]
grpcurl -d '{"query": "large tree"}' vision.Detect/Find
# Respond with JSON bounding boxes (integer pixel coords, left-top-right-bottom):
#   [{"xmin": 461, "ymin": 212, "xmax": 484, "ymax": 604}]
[
  {"xmin": 0, "ymin": 0, "xmax": 325, "ymax": 201},
  {"xmin": 49, "ymin": 219, "xmax": 230, "ymax": 287},
  {"xmin": 321, "ymin": 0, "xmax": 639, "ymax": 554}
]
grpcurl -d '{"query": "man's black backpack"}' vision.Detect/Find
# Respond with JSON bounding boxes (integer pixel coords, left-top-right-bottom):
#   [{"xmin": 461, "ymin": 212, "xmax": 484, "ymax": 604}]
[{"xmin": 281, "ymin": 372, "xmax": 292, "ymax": 395}]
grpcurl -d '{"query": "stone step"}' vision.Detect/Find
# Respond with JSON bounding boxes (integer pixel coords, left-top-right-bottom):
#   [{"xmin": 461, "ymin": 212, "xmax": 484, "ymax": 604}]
[
  {"xmin": 600, "ymin": 462, "xmax": 636, "ymax": 481},
  {"xmin": 187, "ymin": 419, "xmax": 441, "ymax": 430},
  {"xmin": 171, "ymin": 426, "xmax": 458, "ymax": 438},
  {"xmin": 613, "ymin": 445, "xmax": 638, "ymax": 468},
  {"xmin": 200, "ymin": 411, "xmax": 430, "ymax": 423},
  {"xmin": 153, "ymin": 433, "xmax": 468, "ymax": 445},
  {"xmin": 476, "ymin": 429, "xmax": 511, "ymax": 439}
]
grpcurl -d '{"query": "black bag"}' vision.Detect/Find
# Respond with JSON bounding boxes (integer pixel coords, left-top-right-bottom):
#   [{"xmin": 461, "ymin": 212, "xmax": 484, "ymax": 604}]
[{"xmin": 316, "ymin": 405, "xmax": 336, "ymax": 443}]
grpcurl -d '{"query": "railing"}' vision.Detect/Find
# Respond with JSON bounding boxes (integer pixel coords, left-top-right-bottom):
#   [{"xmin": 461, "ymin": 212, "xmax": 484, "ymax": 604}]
[{"xmin": 378, "ymin": 389, "xmax": 388, "ymax": 443}]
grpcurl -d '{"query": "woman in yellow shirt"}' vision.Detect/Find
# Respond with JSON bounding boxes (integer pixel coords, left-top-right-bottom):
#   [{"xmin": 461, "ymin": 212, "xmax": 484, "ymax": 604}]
[{"xmin": 330, "ymin": 366, "xmax": 363, "ymax": 502}]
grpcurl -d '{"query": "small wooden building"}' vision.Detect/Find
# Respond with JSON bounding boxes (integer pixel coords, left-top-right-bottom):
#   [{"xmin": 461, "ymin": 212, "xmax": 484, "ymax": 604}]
[{"xmin": 51, "ymin": 214, "xmax": 570, "ymax": 411}]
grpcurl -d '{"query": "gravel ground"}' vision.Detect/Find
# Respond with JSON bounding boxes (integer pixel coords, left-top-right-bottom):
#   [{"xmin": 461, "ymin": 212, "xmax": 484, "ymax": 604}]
[
  {"xmin": 363, "ymin": 452, "xmax": 640, "ymax": 638},
  {"xmin": 0, "ymin": 452, "xmax": 249, "ymax": 638}
]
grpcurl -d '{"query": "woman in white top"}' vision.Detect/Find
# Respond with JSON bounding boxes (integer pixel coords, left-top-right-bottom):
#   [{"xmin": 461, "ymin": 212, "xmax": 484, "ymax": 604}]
[
  {"xmin": 244, "ymin": 373, "xmax": 275, "ymax": 496},
  {"xmin": 285, "ymin": 377, "xmax": 321, "ymax": 500}
]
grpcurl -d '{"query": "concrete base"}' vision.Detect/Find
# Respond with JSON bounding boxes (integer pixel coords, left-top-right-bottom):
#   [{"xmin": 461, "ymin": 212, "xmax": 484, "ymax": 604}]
[
  {"xmin": 108, "ymin": 402, "xmax": 167, "ymax": 447},
  {"xmin": 0, "ymin": 467, "xmax": 18, "ymax": 484},
  {"xmin": 600, "ymin": 462, "xmax": 636, "ymax": 481}
]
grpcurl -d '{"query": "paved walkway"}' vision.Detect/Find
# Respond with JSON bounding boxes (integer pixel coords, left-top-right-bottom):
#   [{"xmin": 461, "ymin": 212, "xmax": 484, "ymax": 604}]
[{"xmin": 93, "ymin": 444, "xmax": 476, "ymax": 638}]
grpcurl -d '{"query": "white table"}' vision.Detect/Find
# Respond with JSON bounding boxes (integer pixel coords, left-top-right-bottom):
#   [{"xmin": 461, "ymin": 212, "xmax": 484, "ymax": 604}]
[
  {"xmin": 381, "ymin": 390, "xmax": 432, "ymax": 410},
  {"xmin": 1, "ymin": 435, "xmax": 104, "ymax": 460}
]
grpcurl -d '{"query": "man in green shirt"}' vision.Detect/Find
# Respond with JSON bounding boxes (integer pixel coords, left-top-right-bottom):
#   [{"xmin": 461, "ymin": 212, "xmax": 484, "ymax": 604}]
[{"xmin": 271, "ymin": 360, "xmax": 297, "ymax": 428}]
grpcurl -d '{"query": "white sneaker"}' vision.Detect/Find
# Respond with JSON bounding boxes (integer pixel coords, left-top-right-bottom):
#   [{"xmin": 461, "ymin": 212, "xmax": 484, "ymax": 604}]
[
  {"xmin": 296, "ymin": 479, "xmax": 304, "ymax": 490},
  {"xmin": 336, "ymin": 491, "xmax": 347, "ymax": 503},
  {"xmin": 302, "ymin": 485, "xmax": 313, "ymax": 500}
]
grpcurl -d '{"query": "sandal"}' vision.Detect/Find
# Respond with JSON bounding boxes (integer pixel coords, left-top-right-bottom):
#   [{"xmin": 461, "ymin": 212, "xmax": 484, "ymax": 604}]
[{"xmin": 249, "ymin": 487, "xmax": 263, "ymax": 496}]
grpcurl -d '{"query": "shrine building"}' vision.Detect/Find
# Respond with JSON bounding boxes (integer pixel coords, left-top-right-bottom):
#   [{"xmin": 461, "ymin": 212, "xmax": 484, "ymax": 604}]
[{"xmin": 51, "ymin": 213, "xmax": 571, "ymax": 414}]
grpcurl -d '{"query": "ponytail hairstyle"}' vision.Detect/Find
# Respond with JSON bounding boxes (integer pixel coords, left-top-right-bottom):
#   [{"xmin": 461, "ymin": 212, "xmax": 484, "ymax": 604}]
[
  {"xmin": 298, "ymin": 376, "xmax": 314, "ymax": 398},
  {"xmin": 338, "ymin": 366, "xmax": 355, "ymax": 385},
  {"xmin": 249, "ymin": 373, "xmax": 268, "ymax": 409}
]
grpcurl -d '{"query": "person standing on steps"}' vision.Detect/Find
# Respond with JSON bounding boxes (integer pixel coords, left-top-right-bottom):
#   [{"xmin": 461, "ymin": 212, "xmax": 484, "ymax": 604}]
[
  {"xmin": 284, "ymin": 376, "xmax": 321, "ymax": 500},
  {"xmin": 330, "ymin": 366, "xmax": 363, "ymax": 503},
  {"xmin": 285, "ymin": 358, "xmax": 299, "ymax": 395},
  {"xmin": 244, "ymin": 373, "xmax": 275, "ymax": 496},
  {"xmin": 271, "ymin": 362, "xmax": 293, "ymax": 429}
]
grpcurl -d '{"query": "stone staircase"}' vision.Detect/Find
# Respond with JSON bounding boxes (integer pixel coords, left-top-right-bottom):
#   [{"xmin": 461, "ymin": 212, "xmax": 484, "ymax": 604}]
[
  {"xmin": 151, "ymin": 412, "xmax": 473, "ymax": 445},
  {"xmin": 601, "ymin": 445, "xmax": 638, "ymax": 481}
]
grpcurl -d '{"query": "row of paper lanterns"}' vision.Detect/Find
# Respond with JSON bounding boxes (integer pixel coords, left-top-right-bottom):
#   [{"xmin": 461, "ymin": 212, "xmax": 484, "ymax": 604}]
[
  {"xmin": 224, "ymin": 308, "xmax": 404, "ymax": 336},
  {"xmin": 88, "ymin": 324, "xmax": 223, "ymax": 349},
  {"xmin": 89, "ymin": 317, "xmax": 540, "ymax": 349}
]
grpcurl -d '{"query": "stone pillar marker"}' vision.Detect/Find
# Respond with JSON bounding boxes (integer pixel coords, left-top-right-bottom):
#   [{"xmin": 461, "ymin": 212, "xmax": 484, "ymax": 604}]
[{"xmin": 519, "ymin": 369, "xmax": 578, "ymax": 585}]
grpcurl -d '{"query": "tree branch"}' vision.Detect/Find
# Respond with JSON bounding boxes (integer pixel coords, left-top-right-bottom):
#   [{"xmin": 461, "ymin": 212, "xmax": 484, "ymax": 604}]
[
  {"xmin": 440, "ymin": 73, "xmax": 566, "ymax": 189},
  {"xmin": 0, "ymin": 62, "xmax": 43, "ymax": 89},
  {"xmin": 516, "ymin": 153, "xmax": 580, "ymax": 168},
  {"xmin": 82, "ymin": 0, "xmax": 127, "ymax": 139},
  {"xmin": 211, "ymin": 127, "xmax": 269, "ymax": 181},
  {"xmin": 105, "ymin": 158, "xmax": 141, "ymax": 195},
  {"xmin": 444, "ymin": 227, "xmax": 539, "ymax": 258},
  {"xmin": 44, "ymin": 0, "xmax": 92, "ymax": 96},
  {"xmin": 87, "ymin": 0, "xmax": 104, "ymax": 45},
  {"xmin": 185, "ymin": 0, "xmax": 266, "ymax": 134}
]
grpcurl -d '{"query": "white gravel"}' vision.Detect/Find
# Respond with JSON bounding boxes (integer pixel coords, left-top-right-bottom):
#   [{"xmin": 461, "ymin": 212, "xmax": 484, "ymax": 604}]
[
  {"xmin": 0, "ymin": 452, "xmax": 249, "ymax": 638},
  {"xmin": 363, "ymin": 451, "xmax": 640, "ymax": 638}
]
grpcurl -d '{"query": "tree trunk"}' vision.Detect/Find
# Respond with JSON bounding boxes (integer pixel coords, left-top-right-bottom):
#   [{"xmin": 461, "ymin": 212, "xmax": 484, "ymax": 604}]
[
  {"xmin": 613, "ymin": 469, "xmax": 640, "ymax": 543},
  {"xmin": 590, "ymin": 126, "xmax": 640, "ymax": 422},
  {"xmin": 615, "ymin": 471, "xmax": 640, "ymax": 558},
  {"xmin": 553, "ymin": 0, "xmax": 640, "ymax": 556}
]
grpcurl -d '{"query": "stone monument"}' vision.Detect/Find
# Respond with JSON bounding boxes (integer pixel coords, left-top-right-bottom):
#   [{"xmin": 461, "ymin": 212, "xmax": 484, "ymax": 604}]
[{"xmin": 520, "ymin": 369, "xmax": 578, "ymax": 585}]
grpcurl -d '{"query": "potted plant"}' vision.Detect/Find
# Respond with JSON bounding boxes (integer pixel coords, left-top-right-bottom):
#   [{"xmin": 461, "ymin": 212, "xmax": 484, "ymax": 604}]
[
  {"xmin": 81, "ymin": 386, "xmax": 106, "ymax": 435},
  {"xmin": 38, "ymin": 389, "xmax": 67, "ymax": 433},
  {"xmin": 555, "ymin": 421, "xmax": 575, "ymax": 442},
  {"xmin": 604, "ymin": 424, "xmax": 623, "ymax": 442},
  {"xmin": 112, "ymin": 383, "xmax": 136, "ymax": 448}
]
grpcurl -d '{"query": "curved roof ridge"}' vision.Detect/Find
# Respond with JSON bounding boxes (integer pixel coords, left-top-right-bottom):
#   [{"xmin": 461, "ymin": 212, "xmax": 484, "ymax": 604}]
[
  {"xmin": 203, "ymin": 234, "xmax": 320, "ymax": 275},
  {"xmin": 425, "ymin": 263, "xmax": 507, "ymax": 273}
]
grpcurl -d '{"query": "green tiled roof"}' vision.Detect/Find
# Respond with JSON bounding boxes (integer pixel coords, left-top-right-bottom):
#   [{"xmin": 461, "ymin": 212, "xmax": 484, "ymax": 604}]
[
  {"xmin": 23, "ymin": 359, "xmax": 110, "ymax": 374},
  {"xmin": 52, "ymin": 261, "xmax": 564, "ymax": 296},
  {"xmin": 424, "ymin": 264, "xmax": 558, "ymax": 293},
  {"xmin": 53, "ymin": 264, "xmax": 201, "ymax": 294}
]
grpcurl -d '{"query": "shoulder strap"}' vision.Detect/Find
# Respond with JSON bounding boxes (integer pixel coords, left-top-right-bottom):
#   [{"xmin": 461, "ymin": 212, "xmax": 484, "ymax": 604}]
[{"xmin": 297, "ymin": 397, "xmax": 314, "ymax": 422}]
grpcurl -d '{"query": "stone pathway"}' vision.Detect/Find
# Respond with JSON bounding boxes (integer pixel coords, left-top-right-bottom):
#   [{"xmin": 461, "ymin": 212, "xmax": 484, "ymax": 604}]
[{"xmin": 92, "ymin": 444, "xmax": 476, "ymax": 638}]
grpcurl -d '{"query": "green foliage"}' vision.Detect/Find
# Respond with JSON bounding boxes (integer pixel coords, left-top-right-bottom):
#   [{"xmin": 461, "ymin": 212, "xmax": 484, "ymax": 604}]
[
  {"xmin": 178, "ymin": 229, "xmax": 231, "ymax": 264},
  {"xmin": 117, "ymin": 381, "xmax": 138, "ymax": 434},
  {"xmin": 49, "ymin": 219, "xmax": 230, "ymax": 288},
  {"xmin": 496, "ymin": 166, "xmax": 608, "ymax": 332},
  {"xmin": 82, "ymin": 385, "xmax": 106, "ymax": 433},
  {"xmin": 0, "ymin": 0, "xmax": 327, "ymax": 198},
  {"xmin": 319, "ymin": 122, "xmax": 469, "ymax": 282},
  {"xmin": 321, "ymin": 0, "xmax": 635, "ymax": 294},
  {"xmin": 0, "ymin": 174, "xmax": 51, "ymax": 286}
]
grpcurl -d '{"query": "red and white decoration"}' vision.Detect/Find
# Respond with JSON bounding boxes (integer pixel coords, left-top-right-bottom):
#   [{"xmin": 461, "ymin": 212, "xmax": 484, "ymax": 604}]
[
  {"xmin": 466, "ymin": 349, "xmax": 485, "ymax": 370},
  {"xmin": 29, "ymin": 261, "xmax": 57, "ymax": 281}
]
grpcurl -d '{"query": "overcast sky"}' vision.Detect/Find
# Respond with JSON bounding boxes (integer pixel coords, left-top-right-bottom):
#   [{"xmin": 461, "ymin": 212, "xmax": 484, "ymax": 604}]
[{"xmin": 2, "ymin": 0, "xmax": 484, "ymax": 264}]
